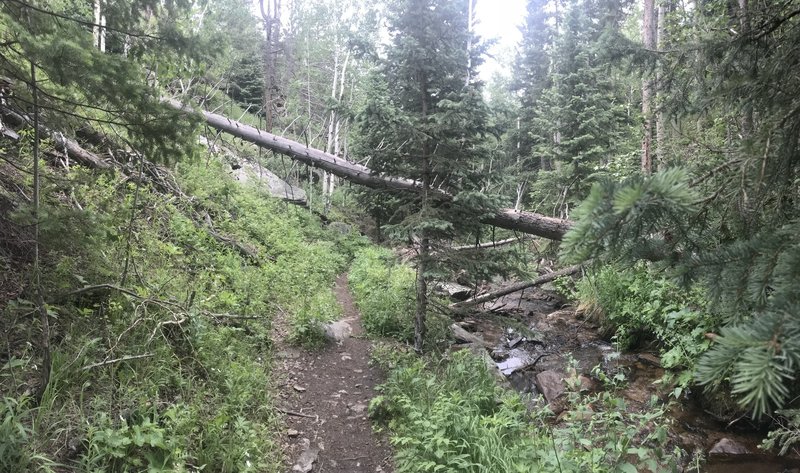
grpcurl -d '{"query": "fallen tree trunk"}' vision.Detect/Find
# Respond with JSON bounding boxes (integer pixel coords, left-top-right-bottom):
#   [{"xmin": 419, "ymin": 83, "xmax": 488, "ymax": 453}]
[
  {"xmin": 1, "ymin": 107, "xmax": 113, "ymax": 170},
  {"xmin": 1, "ymin": 106, "xmax": 271, "ymax": 263},
  {"xmin": 451, "ymin": 235, "xmax": 531, "ymax": 251},
  {"xmin": 450, "ymin": 265, "xmax": 582, "ymax": 310},
  {"xmin": 167, "ymin": 100, "xmax": 574, "ymax": 241}
]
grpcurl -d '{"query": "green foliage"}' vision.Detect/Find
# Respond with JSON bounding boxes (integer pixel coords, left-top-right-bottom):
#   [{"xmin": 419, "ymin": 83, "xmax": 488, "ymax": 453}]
[
  {"xmin": 763, "ymin": 409, "xmax": 800, "ymax": 456},
  {"xmin": 561, "ymin": 168, "xmax": 699, "ymax": 264},
  {"xmin": 576, "ymin": 264, "xmax": 714, "ymax": 367},
  {"xmin": 349, "ymin": 247, "xmax": 450, "ymax": 348},
  {"xmin": 373, "ymin": 350, "xmax": 681, "ymax": 473},
  {"xmin": 0, "ymin": 397, "xmax": 36, "ymax": 472},
  {"xmin": 349, "ymin": 248, "xmax": 416, "ymax": 340},
  {"xmin": 1, "ymin": 146, "xmax": 357, "ymax": 469}
]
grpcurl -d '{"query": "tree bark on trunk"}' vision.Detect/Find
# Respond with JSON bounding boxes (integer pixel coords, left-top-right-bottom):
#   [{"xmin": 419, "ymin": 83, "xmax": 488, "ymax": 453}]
[
  {"xmin": 656, "ymin": 0, "xmax": 668, "ymax": 170},
  {"xmin": 414, "ymin": 77, "xmax": 431, "ymax": 354},
  {"xmin": 641, "ymin": 0, "xmax": 657, "ymax": 174},
  {"xmin": 166, "ymin": 100, "xmax": 575, "ymax": 240}
]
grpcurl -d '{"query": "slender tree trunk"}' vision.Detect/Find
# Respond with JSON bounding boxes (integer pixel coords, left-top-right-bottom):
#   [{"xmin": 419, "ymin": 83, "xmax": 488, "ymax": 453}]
[
  {"xmin": 656, "ymin": 0, "xmax": 668, "ymax": 170},
  {"xmin": 515, "ymin": 180, "xmax": 527, "ymax": 211},
  {"xmin": 260, "ymin": 0, "xmax": 281, "ymax": 132},
  {"xmin": 93, "ymin": 0, "xmax": 106, "ymax": 52},
  {"xmin": 465, "ymin": 0, "xmax": 475, "ymax": 85},
  {"xmin": 31, "ymin": 62, "xmax": 50, "ymax": 403},
  {"xmin": 415, "ymin": 77, "xmax": 430, "ymax": 354},
  {"xmin": 641, "ymin": 0, "xmax": 657, "ymax": 174},
  {"xmin": 738, "ymin": 0, "xmax": 754, "ymax": 138}
]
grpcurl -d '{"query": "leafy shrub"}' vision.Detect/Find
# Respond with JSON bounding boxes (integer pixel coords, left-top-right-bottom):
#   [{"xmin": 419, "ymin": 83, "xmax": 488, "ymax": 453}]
[
  {"xmin": 349, "ymin": 247, "xmax": 417, "ymax": 340},
  {"xmin": 288, "ymin": 290, "xmax": 341, "ymax": 347},
  {"xmin": 373, "ymin": 350, "xmax": 681, "ymax": 473},
  {"xmin": 575, "ymin": 263, "xmax": 714, "ymax": 385}
]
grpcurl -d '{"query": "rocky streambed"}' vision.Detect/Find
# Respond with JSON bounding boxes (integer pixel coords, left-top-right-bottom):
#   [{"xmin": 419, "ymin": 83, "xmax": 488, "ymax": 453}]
[{"xmin": 451, "ymin": 286, "xmax": 800, "ymax": 472}]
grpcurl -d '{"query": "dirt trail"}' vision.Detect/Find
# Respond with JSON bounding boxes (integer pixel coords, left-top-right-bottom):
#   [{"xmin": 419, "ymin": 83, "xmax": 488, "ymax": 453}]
[{"xmin": 272, "ymin": 273, "xmax": 393, "ymax": 473}]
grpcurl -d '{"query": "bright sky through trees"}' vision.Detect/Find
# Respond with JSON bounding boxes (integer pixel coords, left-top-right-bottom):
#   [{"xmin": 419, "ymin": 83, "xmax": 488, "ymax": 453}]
[{"xmin": 474, "ymin": 0, "xmax": 526, "ymax": 78}]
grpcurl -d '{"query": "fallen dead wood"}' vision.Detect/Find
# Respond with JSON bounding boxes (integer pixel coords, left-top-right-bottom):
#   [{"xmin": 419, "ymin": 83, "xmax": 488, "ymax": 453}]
[
  {"xmin": 450, "ymin": 265, "xmax": 582, "ymax": 310},
  {"xmin": 1, "ymin": 107, "xmax": 113, "ymax": 170},
  {"xmin": 451, "ymin": 235, "xmax": 532, "ymax": 251},
  {"xmin": 166, "ymin": 99, "xmax": 574, "ymax": 241},
  {"xmin": 81, "ymin": 353, "xmax": 154, "ymax": 371}
]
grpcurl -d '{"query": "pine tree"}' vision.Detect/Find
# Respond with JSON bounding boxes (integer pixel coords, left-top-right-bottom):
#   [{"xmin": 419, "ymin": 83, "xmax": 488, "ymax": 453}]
[
  {"xmin": 354, "ymin": 0, "xmax": 496, "ymax": 352},
  {"xmin": 0, "ymin": 0, "xmax": 206, "ymax": 162},
  {"xmin": 524, "ymin": 0, "xmax": 636, "ymax": 219}
]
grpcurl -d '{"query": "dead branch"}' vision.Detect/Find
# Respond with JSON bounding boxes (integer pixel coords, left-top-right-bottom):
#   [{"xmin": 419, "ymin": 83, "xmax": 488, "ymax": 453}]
[
  {"xmin": 450, "ymin": 265, "xmax": 582, "ymax": 311},
  {"xmin": 81, "ymin": 353, "xmax": 154, "ymax": 371}
]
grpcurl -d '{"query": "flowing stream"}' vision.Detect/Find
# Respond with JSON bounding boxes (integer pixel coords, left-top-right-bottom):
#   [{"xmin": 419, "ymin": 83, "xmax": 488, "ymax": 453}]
[{"xmin": 460, "ymin": 287, "xmax": 800, "ymax": 472}]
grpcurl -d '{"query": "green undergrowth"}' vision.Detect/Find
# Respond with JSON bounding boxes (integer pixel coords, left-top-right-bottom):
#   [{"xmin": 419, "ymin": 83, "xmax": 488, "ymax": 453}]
[
  {"xmin": 574, "ymin": 263, "xmax": 716, "ymax": 390},
  {"xmin": 369, "ymin": 347, "xmax": 683, "ymax": 473},
  {"xmin": 348, "ymin": 247, "xmax": 450, "ymax": 350},
  {"xmin": 0, "ymin": 145, "xmax": 360, "ymax": 471}
]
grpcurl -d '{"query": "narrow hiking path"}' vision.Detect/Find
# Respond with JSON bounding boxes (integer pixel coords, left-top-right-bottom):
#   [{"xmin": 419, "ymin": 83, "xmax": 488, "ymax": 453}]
[{"xmin": 272, "ymin": 273, "xmax": 393, "ymax": 473}]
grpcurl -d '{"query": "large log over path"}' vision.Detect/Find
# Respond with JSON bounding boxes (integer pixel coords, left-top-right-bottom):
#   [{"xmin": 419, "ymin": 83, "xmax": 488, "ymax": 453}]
[{"xmin": 167, "ymin": 100, "xmax": 574, "ymax": 241}]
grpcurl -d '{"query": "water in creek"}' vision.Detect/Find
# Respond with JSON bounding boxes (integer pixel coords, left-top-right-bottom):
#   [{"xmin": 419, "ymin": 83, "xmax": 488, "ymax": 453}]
[{"xmin": 461, "ymin": 287, "xmax": 800, "ymax": 472}]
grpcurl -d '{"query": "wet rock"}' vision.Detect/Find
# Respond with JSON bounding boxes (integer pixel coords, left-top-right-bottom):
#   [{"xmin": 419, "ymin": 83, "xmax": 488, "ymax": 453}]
[
  {"xmin": 535, "ymin": 370, "xmax": 566, "ymax": 403},
  {"xmin": 507, "ymin": 336, "xmax": 524, "ymax": 348},
  {"xmin": 497, "ymin": 354, "xmax": 537, "ymax": 376},
  {"xmin": 323, "ymin": 320, "xmax": 353, "ymax": 342},
  {"xmin": 450, "ymin": 324, "xmax": 492, "ymax": 348},
  {"xmin": 709, "ymin": 438, "xmax": 750, "ymax": 455},
  {"xmin": 637, "ymin": 353, "xmax": 661, "ymax": 367}
]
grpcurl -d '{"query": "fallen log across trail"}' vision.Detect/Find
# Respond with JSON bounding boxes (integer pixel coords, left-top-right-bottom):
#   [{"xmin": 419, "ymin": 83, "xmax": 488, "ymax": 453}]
[{"xmin": 166, "ymin": 99, "xmax": 574, "ymax": 241}]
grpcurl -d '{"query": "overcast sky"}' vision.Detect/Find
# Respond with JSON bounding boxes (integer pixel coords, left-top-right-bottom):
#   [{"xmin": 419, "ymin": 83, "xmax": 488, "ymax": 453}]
[{"xmin": 474, "ymin": 0, "xmax": 527, "ymax": 79}]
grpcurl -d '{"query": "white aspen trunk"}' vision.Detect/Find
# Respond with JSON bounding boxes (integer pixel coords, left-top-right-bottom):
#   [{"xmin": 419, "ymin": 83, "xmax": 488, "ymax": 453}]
[
  {"xmin": 641, "ymin": 0, "xmax": 657, "ymax": 174},
  {"xmin": 656, "ymin": 0, "xmax": 667, "ymax": 170},
  {"xmin": 93, "ymin": 0, "xmax": 100, "ymax": 47},
  {"xmin": 99, "ymin": 0, "xmax": 106, "ymax": 52},
  {"xmin": 323, "ymin": 44, "xmax": 340, "ymax": 215},
  {"xmin": 465, "ymin": 0, "xmax": 475, "ymax": 85},
  {"xmin": 515, "ymin": 181, "xmax": 527, "ymax": 212}
]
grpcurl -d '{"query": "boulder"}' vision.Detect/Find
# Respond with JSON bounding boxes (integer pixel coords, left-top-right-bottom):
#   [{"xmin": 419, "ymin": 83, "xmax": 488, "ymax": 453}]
[
  {"xmin": 435, "ymin": 282, "xmax": 474, "ymax": 301},
  {"xmin": 450, "ymin": 324, "xmax": 492, "ymax": 348},
  {"xmin": 709, "ymin": 438, "xmax": 750, "ymax": 455},
  {"xmin": 535, "ymin": 370, "xmax": 566, "ymax": 403},
  {"xmin": 323, "ymin": 319, "xmax": 352, "ymax": 342}
]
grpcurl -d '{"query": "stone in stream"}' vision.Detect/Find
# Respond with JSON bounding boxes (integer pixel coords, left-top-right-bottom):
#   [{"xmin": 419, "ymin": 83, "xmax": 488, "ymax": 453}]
[
  {"xmin": 434, "ymin": 282, "xmax": 473, "ymax": 301},
  {"xmin": 535, "ymin": 370, "xmax": 566, "ymax": 403},
  {"xmin": 709, "ymin": 438, "xmax": 750, "ymax": 455},
  {"xmin": 450, "ymin": 324, "xmax": 493, "ymax": 348}
]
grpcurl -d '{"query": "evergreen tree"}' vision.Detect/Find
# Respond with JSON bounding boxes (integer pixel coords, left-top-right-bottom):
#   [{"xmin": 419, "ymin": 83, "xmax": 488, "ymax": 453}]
[
  {"xmin": 354, "ymin": 0, "xmax": 497, "ymax": 352},
  {"xmin": 561, "ymin": 0, "xmax": 800, "ymax": 417},
  {"xmin": 0, "ymin": 0, "xmax": 206, "ymax": 162},
  {"xmin": 524, "ymin": 0, "xmax": 636, "ymax": 219}
]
